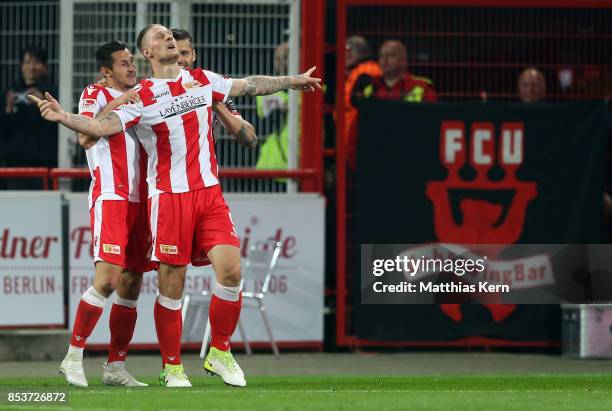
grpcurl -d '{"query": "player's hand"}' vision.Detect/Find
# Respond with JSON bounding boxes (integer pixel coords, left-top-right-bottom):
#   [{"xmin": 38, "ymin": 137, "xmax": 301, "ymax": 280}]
[
  {"xmin": 117, "ymin": 89, "xmax": 141, "ymax": 105},
  {"xmin": 28, "ymin": 92, "xmax": 66, "ymax": 123},
  {"xmin": 288, "ymin": 66, "xmax": 322, "ymax": 92},
  {"xmin": 26, "ymin": 87, "xmax": 44, "ymax": 102}
]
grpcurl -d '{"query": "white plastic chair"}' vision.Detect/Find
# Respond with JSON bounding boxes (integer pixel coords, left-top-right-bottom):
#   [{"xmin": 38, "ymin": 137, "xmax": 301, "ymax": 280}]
[{"xmin": 181, "ymin": 241, "xmax": 283, "ymax": 359}]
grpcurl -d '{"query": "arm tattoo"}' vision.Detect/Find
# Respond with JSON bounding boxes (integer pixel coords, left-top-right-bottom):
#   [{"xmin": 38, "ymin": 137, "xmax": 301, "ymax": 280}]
[
  {"xmin": 78, "ymin": 110, "xmax": 116, "ymax": 143},
  {"xmin": 236, "ymin": 124, "xmax": 249, "ymax": 146},
  {"xmin": 99, "ymin": 111, "xmax": 119, "ymax": 123},
  {"xmin": 242, "ymin": 76, "xmax": 290, "ymax": 96},
  {"xmin": 66, "ymin": 113, "xmax": 91, "ymax": 126},
  {"xmin": 236, "ymin": 125, "xmax": 248, "ymax": 143},
  {"xmin": 63, "ymin": 112, "xmax": 119, "ymax": 137},
  {"xmin": 236, "ymin": 124, "xmax": 257, "ymax": 148}
]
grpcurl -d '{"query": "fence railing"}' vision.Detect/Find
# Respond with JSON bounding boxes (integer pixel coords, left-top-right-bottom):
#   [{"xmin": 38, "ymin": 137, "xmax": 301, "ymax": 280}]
[{"xmin": 0, "ymin": 167, "xmax": 319, "ymax": 192}]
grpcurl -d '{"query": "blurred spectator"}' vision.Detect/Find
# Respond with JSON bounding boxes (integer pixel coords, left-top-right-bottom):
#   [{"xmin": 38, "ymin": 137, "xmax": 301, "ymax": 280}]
[
  {"xmin": 353, "ymin": 40, "xmax": 438, "ymax": 103},
  {"xmin": 255, "ymin": 42, "xmax": 290, "ymax": 174},
  {"xmin": 0, "ymin": 46, "xmax": 58, "ymax": 189},
  {"xmin": 518, "ymin": 67, "xmax": 546, "ymax": 103},
  {"xmin": 348, "ymin": 40, "xmax": 436, "ymax": 169},
  {"xmin": 344, "ymin": 36, "xmax": 381, "ymax": 149}
]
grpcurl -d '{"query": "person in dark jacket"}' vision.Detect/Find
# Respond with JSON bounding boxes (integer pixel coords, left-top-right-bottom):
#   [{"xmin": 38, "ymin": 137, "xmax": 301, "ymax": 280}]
[{"xmin": 0, "ymin": 46, "xmax": 58, "ymax": 189}]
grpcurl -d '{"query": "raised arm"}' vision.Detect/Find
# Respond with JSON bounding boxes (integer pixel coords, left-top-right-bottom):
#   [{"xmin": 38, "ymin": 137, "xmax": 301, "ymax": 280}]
[
  {"xmin": 28, "ymin": 92, "xmax": 123, "ymax": 137},
  {"xmin": 78, "ymin": 90, "xmax": 140, "ymax": 149},
  {"xmin": 230, "ymin": 66, "xmax": 321, "ymax": 97}
]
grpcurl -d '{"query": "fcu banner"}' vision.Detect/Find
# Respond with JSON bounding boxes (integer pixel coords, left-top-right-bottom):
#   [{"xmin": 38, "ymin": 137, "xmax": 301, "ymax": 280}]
[
  {"xmin": 352, "ymin": 101, "xmax": 607, "ymax": 343},
  {"xmin": 0, "ymin": 192, "xmax": 64, "ymax": 327},
  {"xmin": 66, "ymin": 192, "xmax": 324, "ymax": 346}
]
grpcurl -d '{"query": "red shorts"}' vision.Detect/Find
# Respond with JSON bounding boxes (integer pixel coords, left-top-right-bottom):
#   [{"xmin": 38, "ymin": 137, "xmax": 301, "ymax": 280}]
[
  {"xmin": 148, "ymin": 185, "xmax": 240, "ymax": 267},
  {"xmin": 90, "ymin": 200, "xmax": 155, "ymax": 273}
]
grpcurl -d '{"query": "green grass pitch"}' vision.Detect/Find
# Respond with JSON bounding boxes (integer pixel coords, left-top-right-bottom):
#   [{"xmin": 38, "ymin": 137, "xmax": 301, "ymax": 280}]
[{"xmin": 1, "ymin": 375, "xmax": 611, "ymax": 411}]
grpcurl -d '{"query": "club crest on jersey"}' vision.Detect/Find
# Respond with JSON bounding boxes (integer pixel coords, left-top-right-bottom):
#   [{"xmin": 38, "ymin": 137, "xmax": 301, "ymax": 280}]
[
  {"xmin": 103, "ymin": 244, "xmax": 121, "ymax": 254},
  {"xmin": 184, "ymin": 80, "xmax": 202, "ymax": 90},
  {"xmin": 159, "ymin": 94, "xmax": 207, "ymax": 119},
  {"xmin": 79, "ymin": 98, "xmax": 97, "ymax": 113},
  {"xmin": 160, "ymin": 244, "xmax": 178, "ymax": 254}
]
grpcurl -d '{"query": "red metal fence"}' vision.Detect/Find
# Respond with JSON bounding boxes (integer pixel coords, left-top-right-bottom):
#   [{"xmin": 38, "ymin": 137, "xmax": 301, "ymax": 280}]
[{"xmin": 0, "ymin": 168, "xmax": 320, "ymax": 191}]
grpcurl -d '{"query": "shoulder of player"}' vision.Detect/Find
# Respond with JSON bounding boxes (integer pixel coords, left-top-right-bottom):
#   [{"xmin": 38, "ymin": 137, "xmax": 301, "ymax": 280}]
[
  {"xmin": 80, "ymin": 83, "xmax": 106, "ymax": 100},
  {"xmin": 136, "ymin": 79, "xmax": 153, "ymax": 93},
  {"xmin": 193, "ymin": 67, "xmax": 228, "ymax": 82},
  {"xmin": 132, "ymin": 79, "xmax": 157, "ymax": 105}
]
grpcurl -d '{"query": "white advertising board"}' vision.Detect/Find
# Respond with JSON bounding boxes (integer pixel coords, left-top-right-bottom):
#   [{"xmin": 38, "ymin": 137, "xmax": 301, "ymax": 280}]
[{"xmin": 0, "ymin": 192, "xmax": 64, "ymax": 327}]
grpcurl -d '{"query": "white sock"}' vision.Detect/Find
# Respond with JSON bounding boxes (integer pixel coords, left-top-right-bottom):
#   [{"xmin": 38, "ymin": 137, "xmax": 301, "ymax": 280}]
[
  {"xmin": 67, "ymin": 345, "xmax": 84, "ymax": 359},
  {"xmin": 114, "ymin": 294, "xmax": 137, "ymax": 308},
  {"xmin": 157, "ymin": 293, "xmax": 182, "ymax": 310},
  {"xmin": 82, "ymin": 286, "xmax": 108, "ymax": 308},
  {"xmin": 213, "ymin": 282, "xmax": 242, "ymax": 302}
]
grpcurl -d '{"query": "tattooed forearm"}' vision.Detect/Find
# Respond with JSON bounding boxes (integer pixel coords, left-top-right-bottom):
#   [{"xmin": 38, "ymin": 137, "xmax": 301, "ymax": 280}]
[
  {"xmin": 236, "ymin": 124, "xmax": 258, "ymax": 148},
  {"xmin": 242, "ymin": 76, "xmax": 291, "ymax": 96},
  {"xmin": 99, "ymin": 112, "xmax": 119, "ymax": 123},
  {"xmin": 77, "ymin": 110, "xmax": 121, "ymax": 149},
  {"xmin": 60, "ymin": 111, "xmax": 121, "ymax": 137},
  {"xmin": 64, "ymin": 113, "xmax": 90, "ymax": 126}
]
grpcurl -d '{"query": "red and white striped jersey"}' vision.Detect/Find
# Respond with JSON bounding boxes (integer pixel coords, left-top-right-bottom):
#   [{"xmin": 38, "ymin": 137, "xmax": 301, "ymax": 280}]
[
  {"xmin": 78, "ymin": 84, "xmax": 148, "ymax": 209},
  {"xmin": 113, "ymin": 68, "xmax": 233, "ymax": 196}
]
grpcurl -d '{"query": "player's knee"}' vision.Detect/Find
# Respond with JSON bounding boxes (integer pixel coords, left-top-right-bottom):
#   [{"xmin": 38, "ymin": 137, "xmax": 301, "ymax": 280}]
[
  {"xmin": 121, "ymin": 272, "xmax": 142, "ymax": 289},
  {"xmin": 94, "ymin": 277, "xmax": 116, "ymax": 296},
  {"xmin": 119, "ymin": 272, "xmax": 143, "ymax": 295},
  {"xmin": 158, "ymin": 264, "xmax": 187, "ymax": 297},
  {"xmin": 219, "ymin": 262, "xmax": 242, "ymax": 286}
]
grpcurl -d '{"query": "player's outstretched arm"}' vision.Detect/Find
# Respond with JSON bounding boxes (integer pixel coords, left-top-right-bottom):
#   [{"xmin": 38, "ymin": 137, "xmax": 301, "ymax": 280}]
[
  {"xmin": 230, "ymin": 66, "xmax": 322, "ymax": 97},
  {"xmin": 28, "ymin": 92, "xmax": 123, "ymax": 137},
  {"xmin": 78, "ymin": 90, "xmax": 140, "ymax": 149},
  {"xmin": 213, "ymin": 102, "xmax": 258, "ymax": 149}
]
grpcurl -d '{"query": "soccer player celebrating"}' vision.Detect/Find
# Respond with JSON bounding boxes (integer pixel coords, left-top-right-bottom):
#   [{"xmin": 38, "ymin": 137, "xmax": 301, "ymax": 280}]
[
  {"xmin": 171, "ymin": 28, "xmax": 258, "ymax": 149},
  {"xmin": 30, "ymin": 23, "xmax": 321, "ymax": 388},
  {"xmin": 59, "ymin": 41, "xmax": 153, "ymax": 387}
]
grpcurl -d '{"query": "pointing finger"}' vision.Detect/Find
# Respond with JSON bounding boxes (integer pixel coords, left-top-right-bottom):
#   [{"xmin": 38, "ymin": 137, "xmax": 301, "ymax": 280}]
[
  {"xmin": 304, "ymin": 66, "xmax": 316, "ymax": 77},
  {"xmin": 45, "ymin": 92, "xmax": 58, "ymax": 104},
  {"xmin": 28, "ymin": 94, "xmax": 43, "ymax": 104}
]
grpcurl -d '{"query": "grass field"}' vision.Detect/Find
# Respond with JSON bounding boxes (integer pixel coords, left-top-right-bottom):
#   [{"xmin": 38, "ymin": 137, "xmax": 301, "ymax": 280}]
[{"xmin": 1, "ymin": 374, "xmax": 612, "ymax": 411}]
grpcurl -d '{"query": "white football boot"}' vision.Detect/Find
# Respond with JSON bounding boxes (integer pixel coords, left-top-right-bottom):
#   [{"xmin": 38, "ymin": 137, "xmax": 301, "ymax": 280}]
[
  {"xmin": 204, "ymin": 347, "xmax": 246, "ymax": 387},
  {"xmin": 101, "ymin": 362, "xmax": 148, "ymax": 387},
  {"xmin": 59, "ymin": 354, "xmax": 88, "ymax": 387},
  {"xmin": 159, "ymin": 364, "xmax": 192, "ymax": 388}
]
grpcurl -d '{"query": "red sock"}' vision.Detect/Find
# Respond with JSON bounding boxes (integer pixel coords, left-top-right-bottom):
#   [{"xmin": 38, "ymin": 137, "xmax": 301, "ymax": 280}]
[
  {"xmin": 209, "ymin": 293, "xmax": 242, "ymax": 352},
  {"xmin": 154, "ymin": 295, "xmax": 182, "ymax": 365},
  {"xmin": 71, "ymin": 287, "xmax": 106, "ymax": 348},
  {"xmin": 108, "ymin": 298, "xmax": 137, "ymax": 363}
]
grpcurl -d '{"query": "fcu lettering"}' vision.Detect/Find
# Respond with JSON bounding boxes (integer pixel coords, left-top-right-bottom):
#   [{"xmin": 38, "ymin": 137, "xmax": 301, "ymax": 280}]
[{"xmin": 426, "ymin": 121, "xmax": 537, "ymax": 244}]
